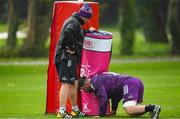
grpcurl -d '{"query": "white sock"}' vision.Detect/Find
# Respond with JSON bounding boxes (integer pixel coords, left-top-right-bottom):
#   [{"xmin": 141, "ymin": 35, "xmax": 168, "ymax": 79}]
[
  {"xmin": 59, "ymin": 107, "xmax": 66, "ymax": 114},
  {"xmin": 72, "ymin": 105, "xmax": 79, "ymax": 112}
]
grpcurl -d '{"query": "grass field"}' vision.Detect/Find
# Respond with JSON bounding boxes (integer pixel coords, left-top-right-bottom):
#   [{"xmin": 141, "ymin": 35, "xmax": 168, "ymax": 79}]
[{"xmin": 0, "ymin": 60, "xmax": 180, "ymax": 118}]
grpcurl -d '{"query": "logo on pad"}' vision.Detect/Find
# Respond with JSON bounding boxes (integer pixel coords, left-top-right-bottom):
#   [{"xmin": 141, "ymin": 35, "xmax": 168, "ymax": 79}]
[
  {"xmin": 83, "ymin": 103, "xmax": 90, "ymax": 112},
  {"xmin": 83, "ymin": 40, "xmax": 94, "ymax": 49}
]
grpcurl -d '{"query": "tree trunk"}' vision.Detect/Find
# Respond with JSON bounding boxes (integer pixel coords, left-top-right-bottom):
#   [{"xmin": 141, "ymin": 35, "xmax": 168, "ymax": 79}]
[
  {"xmin": 97, "ymin": 0, "xmax": 120, "ymax": 25},
  {"xmin": 6, "ymin": 0, "xmax": 19, "ymax": 49},
  {"xmin": 20, "ymin": 0, "xmax": 52, "ymax": 57},
  {"xmin": 137, "ymin": 0, "xmax": 169, "ymax": 43},
  {"xmin": 120, "ymin": 0, "xmax": 135, "ymax": 55},
  {"xmin": 168, "ymin": 0, "xmax": 180, "ymax": 55}
]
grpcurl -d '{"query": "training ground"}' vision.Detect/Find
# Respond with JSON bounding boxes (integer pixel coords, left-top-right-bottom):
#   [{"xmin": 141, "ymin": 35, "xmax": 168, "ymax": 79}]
[{"xmin": 0, "ymin": 58, "xmax": 180, "ymax": 118}]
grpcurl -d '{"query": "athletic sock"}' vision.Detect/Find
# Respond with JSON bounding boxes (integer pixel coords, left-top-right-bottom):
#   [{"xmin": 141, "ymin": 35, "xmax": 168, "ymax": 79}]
[
  {"xmin": 59, "ymin": 107, "xmax": 66, "ymax": 114},
  {"xmin": 145, "ymin": 104, "xmax": 155, "ymax": 112},
  {"xmin": 72, "ymin": 105, "xmax": 79, "ymax": 112}
]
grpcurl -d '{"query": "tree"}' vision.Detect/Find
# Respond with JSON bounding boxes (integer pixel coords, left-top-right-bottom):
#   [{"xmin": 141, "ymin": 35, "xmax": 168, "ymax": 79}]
[
  {"xmin": 137, "ymin": 0, "xmax": 169, "ymax": 43},
  {"xmin": 20, "ymin": 0, "xmax": 53, "ymax": 57},
  {"xmin": 168, "ymin": 0, "xmax": 180, "ymax": 55},
  {"xmin": 6, "ymin": 0, "xmax": 20, "ymax": 50},
  {"xmin": 94, "ymin": 0, "xmax": 120, "ymax": 25},
  {"xmin": 119, "ymin": 0, "xmax": 135, "ymax": 55},
  {"xmin": 0, "ymin": 0, "xmax": 8, "ymax": 23}
]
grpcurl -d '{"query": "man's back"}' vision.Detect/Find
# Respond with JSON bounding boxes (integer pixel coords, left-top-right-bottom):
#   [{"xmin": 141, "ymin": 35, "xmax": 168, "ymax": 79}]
[
  {"xmin": 90, "ymin": 72, "xmax": 131, "ymax": 114},
  {"xmin": 91, "ymin": 72, "xmax": 130, "ymax": 98}
]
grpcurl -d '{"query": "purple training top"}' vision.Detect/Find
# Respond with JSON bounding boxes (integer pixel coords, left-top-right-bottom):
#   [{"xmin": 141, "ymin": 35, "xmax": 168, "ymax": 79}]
[{"xmin": 90, "ymin": 72, "xmax": 144, "ymax": 115}]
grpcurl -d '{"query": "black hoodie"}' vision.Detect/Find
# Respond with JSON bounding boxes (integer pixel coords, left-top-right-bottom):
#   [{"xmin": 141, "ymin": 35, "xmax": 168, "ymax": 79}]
[{"xmin": 54, "ymin": 12, "xmax": 88, "ymax": 64}]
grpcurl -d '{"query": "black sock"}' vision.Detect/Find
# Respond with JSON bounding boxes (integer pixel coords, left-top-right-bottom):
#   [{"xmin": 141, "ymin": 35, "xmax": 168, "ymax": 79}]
[{"xmin": 145, "ymin": 104, "xmax": 155, "ymax": 112}]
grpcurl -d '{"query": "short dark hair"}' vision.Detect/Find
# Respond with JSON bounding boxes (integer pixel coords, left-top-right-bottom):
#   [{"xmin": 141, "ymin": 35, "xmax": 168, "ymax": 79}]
[{"xmin": 78, "ymin": 76, "xmax": 87, "ymax": 89}]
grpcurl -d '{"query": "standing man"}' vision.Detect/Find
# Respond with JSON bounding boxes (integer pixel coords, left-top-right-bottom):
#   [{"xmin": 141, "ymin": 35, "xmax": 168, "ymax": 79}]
[
  {"xmin": 78, "ymin": 72, "xmax": 161, "ymax": 119},
  {"xmin": 54, "ymin": 3, "xmax": 94, "ymax": 118}
]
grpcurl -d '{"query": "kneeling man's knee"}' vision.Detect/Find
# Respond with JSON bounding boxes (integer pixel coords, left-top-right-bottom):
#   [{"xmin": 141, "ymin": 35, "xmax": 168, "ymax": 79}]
[{"xmin": 125, "ymin": 106, "xmax": 137, "ymax": 116}]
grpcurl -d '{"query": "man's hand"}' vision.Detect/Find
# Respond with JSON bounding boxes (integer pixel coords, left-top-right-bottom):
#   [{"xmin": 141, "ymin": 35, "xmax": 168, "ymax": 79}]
[
  {"xmin": 66, "ymin": 49, "xmax": 75, "ymax": 54},
  {"xmin": 92, "ymin": 116, "xmax": 100, "ymax": 118},
  {"xmin": 66, "ymin": 46, "xmax": 75, "ymax": 54},
  {"xmin": 89, "ymin": 27, "xmax": 96, "ymax": 31},
  {"xmin": 105, "ymin": 110, "xmax": 116, "ymax": 116},
  {"xmin": 110, "ymin": 110, "xmax": 116, "ymax": 115}
]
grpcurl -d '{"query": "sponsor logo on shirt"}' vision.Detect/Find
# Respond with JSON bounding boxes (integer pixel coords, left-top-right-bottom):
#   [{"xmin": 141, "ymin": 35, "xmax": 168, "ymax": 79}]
[
  {"xmin": 62, "ymin": 76, "xmax": 67, "ymax": 81},
  {"xmin": 70, "ymin": 77, "xmax": 75, "ymax": 81},
  {"xmin": 128, "ymin": 94, "xmax": 133, "ymax": 99}
]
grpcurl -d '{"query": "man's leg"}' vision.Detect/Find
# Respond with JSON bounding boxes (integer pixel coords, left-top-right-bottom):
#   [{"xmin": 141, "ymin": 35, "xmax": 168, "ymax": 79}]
[
  {"xmin": 57, "ymin": 83, "xmax": 72, "ymax": 118},
  {"xmin": 59, "ymin": 83, "xmax": 70, "ymax": 109},
  {"xmin": 124, "ymin": 104, "xmax": 161, "ymax": 118},
  {"xmin": 69, "ymin": 81, "xmax": 85, "ymax": 117},
  {"xmin": 124, "ymin": 101, "xmax": 161, "ymax": 119},
  {"xmin": 124, "ymin": 104, "xmax": 146, "ymax": 116},
  {"xmin": 69, "ymin": 80, "xmax": 78, "ymax": 107},
  {"xmin": 68, "ymin": 60, "xmax": 85, "ymax": 118},
  {"xmin": 123, "ymin": 78, "xmax": 161, "ymax": 118},
  {"xmin": 56, "ymin": 60, "xmax": 72, "ymax": 118}
]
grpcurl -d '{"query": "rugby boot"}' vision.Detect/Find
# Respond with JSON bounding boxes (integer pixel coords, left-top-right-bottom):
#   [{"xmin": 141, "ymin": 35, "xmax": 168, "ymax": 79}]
[
  {"xmin": 57, "ymin": 111, "xmax": 72, "ymax": 118},
  {"xmin": 71, "ymin": 110, "xmax": 86, "ymax": 118}
]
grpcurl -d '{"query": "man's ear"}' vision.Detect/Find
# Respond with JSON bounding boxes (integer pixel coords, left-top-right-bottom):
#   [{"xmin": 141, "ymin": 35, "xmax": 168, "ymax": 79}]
[
  {"xmin": 84, "ymin": 82, "xmax": 88, "ymax": 87},
  {"xmin": 84, "ymin": 80, "xmax": 89, "ymax": 87}
]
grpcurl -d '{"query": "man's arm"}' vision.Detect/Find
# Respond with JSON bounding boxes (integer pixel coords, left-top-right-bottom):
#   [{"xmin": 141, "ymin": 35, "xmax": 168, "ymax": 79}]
[
  {"xmin": 96, "ymin": 85, "xmax": 108, "ymax": 117},
  {"xmin": 111, "ymin": 97, "xmax": 119, "ymax": 114},
  {"xmin": 63, "ymin": 23, "xmax": 77, "ymax": 52}
]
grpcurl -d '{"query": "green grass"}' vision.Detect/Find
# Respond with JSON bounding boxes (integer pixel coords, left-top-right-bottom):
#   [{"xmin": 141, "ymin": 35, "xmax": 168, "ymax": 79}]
[
  {"xmin": 0, "ymin": 64, "xmax": 49, "ymax": 118},
  {"xmin": 134, "ymin": 31, "xmax": 170, "ymax": 57},
  {"xmin": 0, "ymin": 38, "xmax": 24, "ymax": 48},
  {"xmin": 109, "ymin": 61, "xmax": 180, "ymax": 118},
  {"xmin": 0, "ymin": 60, "xmax": 180, "ymax": 118}
]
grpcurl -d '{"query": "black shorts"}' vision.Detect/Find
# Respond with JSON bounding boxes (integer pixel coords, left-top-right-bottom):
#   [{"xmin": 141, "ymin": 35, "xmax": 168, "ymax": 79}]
[{"xmin": 56, "ymin": 59, "xmax": 78, "ymax": 85}]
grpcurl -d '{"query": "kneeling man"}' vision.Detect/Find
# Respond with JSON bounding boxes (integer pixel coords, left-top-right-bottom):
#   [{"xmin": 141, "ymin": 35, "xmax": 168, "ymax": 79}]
[{"xmin": 78, "ymin": 72, "xmax": 161, "ymax": 119}]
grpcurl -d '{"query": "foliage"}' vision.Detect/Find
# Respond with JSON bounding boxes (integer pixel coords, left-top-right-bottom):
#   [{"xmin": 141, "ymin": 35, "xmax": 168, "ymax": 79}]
[
  {"xmin": 0, "ymin": 0, "xmax": 7, "ymax": 23},
  {"xmin": 168, "ymin": 0, "xmax": 180, "ymax": 55},
  {"xmin": 94, "ymin": 0, "xmax": 120, "ymax": 25},
  {"xmin": 0, "ymin": 24, "xmax": 171, "ymax": 58},
  {"xmin": 0, "ymin": 24, "xmax": 8, "ymax": 32},
  {"xmin": 0, "ymin": 0, "xmax": 180, "ymax": 57},
  {"xmin": 136, "ymin": 0, "xmax": 169, "ymax": 43}
]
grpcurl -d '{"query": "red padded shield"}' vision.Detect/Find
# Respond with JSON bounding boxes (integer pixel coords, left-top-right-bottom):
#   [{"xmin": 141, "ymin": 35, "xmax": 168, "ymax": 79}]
[{"xmin": 46, "ymin": 1, "xmax": 99, "ymax": 114}]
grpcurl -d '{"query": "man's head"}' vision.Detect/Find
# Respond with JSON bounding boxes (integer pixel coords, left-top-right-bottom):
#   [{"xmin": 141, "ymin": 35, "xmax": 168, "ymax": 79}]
[
  {"xmin": 78, "ymin": 76, "xmax": 94, "ymax": 92},
  {"xmin": 78, "ymin": 3, "xmax": 93, "ymax": 23}
]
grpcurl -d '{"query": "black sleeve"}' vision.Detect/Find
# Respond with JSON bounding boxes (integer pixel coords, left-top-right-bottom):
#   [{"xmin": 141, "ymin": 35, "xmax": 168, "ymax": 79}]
[
  {"xmin": 83, "ymin": 29, "xmax": 90, "ymax": 35},
  {"xmin": 63, "ymin": 23, "xmax": 77, "ymax": 51}
]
